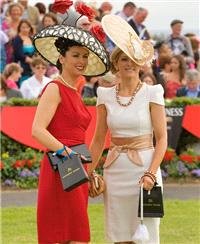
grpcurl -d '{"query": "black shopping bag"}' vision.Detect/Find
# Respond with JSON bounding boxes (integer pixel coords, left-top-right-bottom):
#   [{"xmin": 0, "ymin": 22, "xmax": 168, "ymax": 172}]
[
  {"xmin": 57, "ymin": 154, "xmax": 89, "ymax": 191},
  {"xmin": 138, "ymin": 185, "xmax": 164, "ymax": 218}
]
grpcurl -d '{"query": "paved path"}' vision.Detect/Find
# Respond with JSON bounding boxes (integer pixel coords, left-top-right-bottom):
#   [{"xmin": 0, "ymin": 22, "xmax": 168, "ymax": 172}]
[{"xmin": 1, "ymin": 183, "xmax": 200, "ymax": 208}]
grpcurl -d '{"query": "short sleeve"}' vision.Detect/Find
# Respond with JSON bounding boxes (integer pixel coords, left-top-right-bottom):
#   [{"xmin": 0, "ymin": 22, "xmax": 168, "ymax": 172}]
[
  {"xmin": 149, "ymin": 84, "xmax": 165, "ymax": 105},
  {"xmin": 96, "ymin": 87, "xmax": 105, "ymax": 106}
]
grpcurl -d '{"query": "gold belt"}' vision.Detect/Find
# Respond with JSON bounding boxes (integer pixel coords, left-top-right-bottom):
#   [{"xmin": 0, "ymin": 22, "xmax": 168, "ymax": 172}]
[{"xmin": 103, "ymin": 134, "xmax": 154, "ymax": 168}]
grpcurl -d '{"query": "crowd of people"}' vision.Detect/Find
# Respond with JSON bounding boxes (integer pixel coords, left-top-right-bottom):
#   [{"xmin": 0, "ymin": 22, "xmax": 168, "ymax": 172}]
[{"xmin": 0, "ymin": 0, "xmax": 200, "ymax": 102}]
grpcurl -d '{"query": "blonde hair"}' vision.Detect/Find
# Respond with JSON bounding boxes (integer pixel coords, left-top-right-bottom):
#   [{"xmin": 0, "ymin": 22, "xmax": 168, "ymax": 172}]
[
  {"xmin": 7, "ymin": 3, "xmax": 24, "ymax": 16},
  {"xmin": 3, "ymin": 63, "xmax": 23, "ymax": 79},
  {"xmin": 110, "ymin": 47, "xmax": 123, "ymax": 74}
]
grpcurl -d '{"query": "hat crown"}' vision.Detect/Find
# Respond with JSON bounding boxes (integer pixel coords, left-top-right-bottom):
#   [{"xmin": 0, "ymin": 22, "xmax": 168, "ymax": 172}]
[
  {"xmin": 62, "ymin": 9, "xmax": 82, "ymax": 27},
  {"xmin": 129, "ymin": 33, "xmax": 145, "ymax": 60}
]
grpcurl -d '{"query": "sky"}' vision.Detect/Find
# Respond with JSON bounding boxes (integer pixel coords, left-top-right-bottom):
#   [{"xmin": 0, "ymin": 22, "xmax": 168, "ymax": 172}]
[{"xmin": 28, "ymin": 0, "xmax": 200, "ymax": 36}]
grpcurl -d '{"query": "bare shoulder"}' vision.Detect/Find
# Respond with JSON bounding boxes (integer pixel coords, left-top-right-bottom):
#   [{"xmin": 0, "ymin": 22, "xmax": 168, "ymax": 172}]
[
  {"xmin": 40, "ymin": 82, "xmax": 61, "ymax": 104},
  {"xmin": 33, "ymin": 83, "xmax": 61, "ymax": 128}
]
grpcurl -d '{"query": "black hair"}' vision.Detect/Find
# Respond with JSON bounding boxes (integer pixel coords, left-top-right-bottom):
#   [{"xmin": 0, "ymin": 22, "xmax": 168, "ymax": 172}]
[
  {"xmin": 154, "ymin": 41, "xmax": 164, "ymax": 49},
  {"xmin": 54, "ymin": 37, "xmax": 83, "ymax": 72},
  {"xmin": 123, "ymin": 2, "xmax": 136, "ymax": 9}
]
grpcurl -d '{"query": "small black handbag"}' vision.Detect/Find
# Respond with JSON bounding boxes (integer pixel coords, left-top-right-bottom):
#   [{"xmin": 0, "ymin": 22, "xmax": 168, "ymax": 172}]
[
  {"xmin": 46, "ymin": 146, "xmax": 89, "ymax": 191},
  {"xmin": 138, "ymin": 184, "xmax": 164, "ymax": 218},
  {"xmin": 47, "ymin": 144, "xmax": 92, "ymax": 171},
  {"xmin": 57, "ymin": 154, "xmax": 89, "ymax": 191}
]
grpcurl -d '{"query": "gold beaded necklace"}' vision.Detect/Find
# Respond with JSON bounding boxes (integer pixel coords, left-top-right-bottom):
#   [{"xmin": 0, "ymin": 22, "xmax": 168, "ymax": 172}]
[
  {"xmin": 58, "ymin": 75, "xmax": 77, "ymax": 91},
  {"xmin": 116, "ymin": 81, "xmax": 142, "ymax": 107}
]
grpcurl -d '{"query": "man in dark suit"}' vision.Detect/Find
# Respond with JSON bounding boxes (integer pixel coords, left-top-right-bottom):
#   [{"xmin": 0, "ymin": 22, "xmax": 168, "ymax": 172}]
[
  {"xmin": 176, "ymin": 69, "xmax": 200, "ymax": 97},
  {"xmin": 128, "ymin": 7, "xmax": 150, "ymax": 40}
]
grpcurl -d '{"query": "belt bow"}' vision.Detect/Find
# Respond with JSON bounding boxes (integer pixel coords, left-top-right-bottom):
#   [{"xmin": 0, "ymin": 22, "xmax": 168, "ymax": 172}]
[{"xmin": 103, "ymin": 134, "xmax": 153, "ymax": 168}]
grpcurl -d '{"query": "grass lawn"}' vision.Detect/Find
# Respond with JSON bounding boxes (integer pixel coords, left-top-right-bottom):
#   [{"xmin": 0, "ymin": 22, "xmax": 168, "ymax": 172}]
[{"xmin": 1, "ymin": 200, "xmax": 200, "ymax": 244}]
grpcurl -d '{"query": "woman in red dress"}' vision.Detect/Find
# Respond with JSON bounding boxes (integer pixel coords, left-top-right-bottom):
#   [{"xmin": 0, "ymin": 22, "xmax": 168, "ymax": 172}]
[
  {"xmin": 32, "ymin": 2, "xmax": 109, "ymax": 243},
  {"xmin": 164, "ymin": 55, "xmax": 186, "ymax": 98}
]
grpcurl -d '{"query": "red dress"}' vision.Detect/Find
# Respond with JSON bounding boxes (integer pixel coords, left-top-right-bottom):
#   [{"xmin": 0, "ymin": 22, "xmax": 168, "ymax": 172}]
[
  {"xmin": 165, "ymin": 80, "xmax": 182, "ymax": 98},
  {"xmin": 37, "ymin": 81, "xmax": 91, "ymax": 244}
]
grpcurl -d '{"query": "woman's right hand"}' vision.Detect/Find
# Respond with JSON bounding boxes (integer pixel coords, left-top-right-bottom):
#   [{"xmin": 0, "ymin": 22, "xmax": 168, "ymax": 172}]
[{"xmin": 140, "ymin": 175, "xmax": 155, "ymax": 191}]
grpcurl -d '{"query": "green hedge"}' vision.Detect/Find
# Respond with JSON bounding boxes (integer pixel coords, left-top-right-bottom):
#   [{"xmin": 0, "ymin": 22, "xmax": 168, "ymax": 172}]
[
  {"xmin": 0, "ymin": 97, "xmax": 97, "ymax": 106},
  {"xmin": 1, "ymin": 96, "xmax": 200, "ymax": 106}
]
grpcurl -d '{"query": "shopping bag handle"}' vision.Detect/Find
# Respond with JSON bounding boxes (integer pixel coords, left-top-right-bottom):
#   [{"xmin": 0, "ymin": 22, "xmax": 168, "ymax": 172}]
[{"xmin": 140, "ymin": 183, "xmax": 144, "ymax": 223}]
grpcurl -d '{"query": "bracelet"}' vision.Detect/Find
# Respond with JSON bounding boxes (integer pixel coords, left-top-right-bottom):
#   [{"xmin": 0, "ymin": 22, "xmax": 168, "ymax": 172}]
[
  {"xmin": 142, "ymin": 173, "xmax": 156, "ymax": 183},
  {"xmin": 53, "ymin": 145, "xmax": 69, "ymax": 160},
  {"xmin": 145, "ymin": 170, "xmax": 157, "ymax": 177},
  {"xmin": 145, "ymin": 171, "xmax": 157, "ymax": 180},
  {"xmin": 68, "ymin": 150, "xmax": 76, "ymax": 158}
]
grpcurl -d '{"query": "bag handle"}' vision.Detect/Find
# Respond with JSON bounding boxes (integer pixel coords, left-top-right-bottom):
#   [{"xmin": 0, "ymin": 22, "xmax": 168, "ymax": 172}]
[
  {"xmin": 140, "ymin": 183, "xmax": 144, "ymax": 223},
  {"xmin": 140, "ymin": 183, "xmax": 151, "ymax": 223}
]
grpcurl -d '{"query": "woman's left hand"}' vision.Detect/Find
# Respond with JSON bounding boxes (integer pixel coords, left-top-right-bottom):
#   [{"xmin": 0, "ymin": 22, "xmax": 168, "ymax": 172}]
[{"xmin": 140, "ymin": 175, "xmax": 155, "ymax": 191}]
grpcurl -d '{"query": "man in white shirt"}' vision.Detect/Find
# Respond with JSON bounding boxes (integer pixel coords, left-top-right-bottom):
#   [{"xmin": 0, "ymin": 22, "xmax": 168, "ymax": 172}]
[{"xmin": 20, "ymin": 57, "xmax": 51, "ymax": 99}]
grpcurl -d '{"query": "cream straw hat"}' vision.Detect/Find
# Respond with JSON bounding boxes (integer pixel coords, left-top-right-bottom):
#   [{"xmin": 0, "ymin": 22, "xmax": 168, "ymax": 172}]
[{"xmin": 102, "ymin": 15, "xmax": 154, "ymax": 66}]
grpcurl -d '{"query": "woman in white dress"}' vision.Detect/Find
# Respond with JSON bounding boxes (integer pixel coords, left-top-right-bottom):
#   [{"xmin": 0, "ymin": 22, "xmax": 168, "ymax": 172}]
[{"xmin": 88, "ymin": 15, "xmax": 167, "ymax": 244}]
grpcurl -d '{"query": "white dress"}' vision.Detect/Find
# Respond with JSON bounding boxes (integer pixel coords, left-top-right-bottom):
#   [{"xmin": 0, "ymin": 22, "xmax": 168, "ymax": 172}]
[{"xmin": 96, "ymin": 83, "xmax": 165, "ymax": 243}]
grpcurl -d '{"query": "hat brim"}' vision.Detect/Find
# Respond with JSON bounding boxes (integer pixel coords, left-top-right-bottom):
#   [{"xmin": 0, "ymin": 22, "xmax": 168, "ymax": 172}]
[
  {"xmin": 102, "ymin": 15, "xmax": 154, "ymax": 66},
  {"xmin": 33, "ymin": 25, "xmax": 110, "ymax": 76}
]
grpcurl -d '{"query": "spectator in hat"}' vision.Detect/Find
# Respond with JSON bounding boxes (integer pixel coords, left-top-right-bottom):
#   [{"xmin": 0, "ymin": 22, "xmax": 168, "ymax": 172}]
[{"xmin": 165, "ymin": 19, "xmax": 194, "ymax": 58}]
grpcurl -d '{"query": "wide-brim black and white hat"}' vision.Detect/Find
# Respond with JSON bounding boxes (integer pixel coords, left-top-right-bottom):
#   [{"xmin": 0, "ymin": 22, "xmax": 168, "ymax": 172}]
[{"xmin": 33, "ymin": 24, "xmax": 110, "ymax": 76}]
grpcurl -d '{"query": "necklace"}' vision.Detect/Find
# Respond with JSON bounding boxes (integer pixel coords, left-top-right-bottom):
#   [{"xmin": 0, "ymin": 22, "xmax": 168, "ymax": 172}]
[
  {"xmin": 116, "ymin": 81, "xmax": 142, "ymax": 107},
  {"xmin": 58, "ymin": 75, "xmax": 77, "ymax": 91}
]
